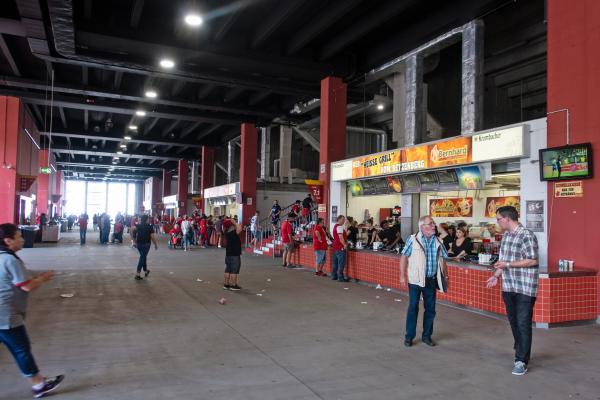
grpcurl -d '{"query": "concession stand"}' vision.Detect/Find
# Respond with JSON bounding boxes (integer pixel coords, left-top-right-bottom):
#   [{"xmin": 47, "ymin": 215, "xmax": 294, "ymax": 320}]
[{"xmin": 290, "ymin": 119, "xmax": 597, "ymax": 327}]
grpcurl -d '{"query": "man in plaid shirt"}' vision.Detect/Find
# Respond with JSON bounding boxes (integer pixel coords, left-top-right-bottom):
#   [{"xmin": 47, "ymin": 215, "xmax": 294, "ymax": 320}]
[{"xmin": 486, "ymin": 206, "xmax": 539, "ymax": 376}]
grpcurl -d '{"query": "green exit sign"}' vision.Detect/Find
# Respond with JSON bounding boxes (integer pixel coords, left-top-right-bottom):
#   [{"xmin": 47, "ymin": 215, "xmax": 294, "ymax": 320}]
[{"xmin": 39, "ymin": 167, "xmax": 52, "ymax": 174}]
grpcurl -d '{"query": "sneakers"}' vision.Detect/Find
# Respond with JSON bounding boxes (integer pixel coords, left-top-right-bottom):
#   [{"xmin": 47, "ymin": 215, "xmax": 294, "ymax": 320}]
[
  {"xmin": 315, "ymin": 271, "xmax": 323, "ymax": 276},
  {"xmin": 512, "ymin": 361, "xmax": 528, "ymax": 376},
  {"xmin": 229, "ymin": 285, "xmax": 241, "ymax": 291},
  {"xmin": 32, "ymin": 375, "xmax": 65, "ymax": 398},
  {"xmin": 144, "ymin": 270, "xmax": 150, "ymax": 277},
  {"xmin": 223, "ymin": 284, "xmax": 230, "ymax": 290},
  {"xmin": 134, "ymin": 275, "xmax": 143, "ymax": 280}
]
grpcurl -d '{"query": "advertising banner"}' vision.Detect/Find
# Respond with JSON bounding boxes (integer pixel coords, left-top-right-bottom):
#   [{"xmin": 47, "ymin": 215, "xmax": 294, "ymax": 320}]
[
  {"xmin": 429, "ymin": 198, "xmax": 474, "ymax": 218},
  {"xmin": 401, "ymin": 145, "xmax": 428, "ymax": 172},
  {"xmin": 305, "ymin": 179, "xmax": 324, "ymax": 203},
  {"xmin": 472, "ymin": 125, "xmax": 525, "ymax": 162},
  {"xmin": 525, "ymin": 200, "xmax": 544, "ymax": 232},
  {"xmin": 351, "ymin": 150, "xmax": 401, "ymax": 178},
  {"xmin": 485, "ymin": 196, "xmax": 521, "ymax": 218},
  {"xmin": 428, "ymin": 136, "xmax": 472, "ymax": 168}
]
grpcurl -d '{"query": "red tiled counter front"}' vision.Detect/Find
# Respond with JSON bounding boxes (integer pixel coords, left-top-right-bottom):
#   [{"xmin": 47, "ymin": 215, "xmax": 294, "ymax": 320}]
[{"xmin": 290, "ymin": 244, "xmax": 598, "ymax": 326}]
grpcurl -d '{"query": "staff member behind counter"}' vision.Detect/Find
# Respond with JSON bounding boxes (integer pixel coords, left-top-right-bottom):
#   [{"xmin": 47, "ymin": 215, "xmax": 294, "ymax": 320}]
[
  {"xmin": 373, "ymin": 219, "xmax": 404, "ymax": 250},
  {"xmin": 447, "ymin": 227, "xmax": 473, "ymax": 258}
]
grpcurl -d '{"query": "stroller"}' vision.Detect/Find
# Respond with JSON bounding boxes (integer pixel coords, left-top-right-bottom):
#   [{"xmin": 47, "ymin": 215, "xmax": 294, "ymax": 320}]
[{"xmin": 168, "ymin": 232, "xmax": 183, "ymax": 249}]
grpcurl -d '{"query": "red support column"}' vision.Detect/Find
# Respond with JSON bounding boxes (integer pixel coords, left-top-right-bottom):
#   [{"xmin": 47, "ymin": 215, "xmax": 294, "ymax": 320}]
[
  {"xmin": 200, "ymin": 146, "xmax": 214, "ymax": 214},
  {"xmin": 177, "ymin": 160, "xmax": 188, "ymax": 217},
  {"xmin": 37, "ymin": 149, "xmax": 50, "ymax": 216},
  {"xmin": 239, "ymin": 123, "xmax": 257, "ymax": 225},
  {"xmin": 318, "ymin": 77, "xmax": 347, "ymax": 222},
  {"xmin": 547, "ymin": 0, "xmax": 600, "ymax": 314},
  {"xmin": 0, "ymin": 96, "xmax": 20, "ymax": 224},
  {"xmin": 162, "ymin": 169, "xmax": 172, "ymax": 198}
]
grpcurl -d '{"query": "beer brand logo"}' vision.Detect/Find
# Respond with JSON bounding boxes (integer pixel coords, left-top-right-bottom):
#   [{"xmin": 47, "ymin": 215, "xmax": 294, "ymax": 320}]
[{"xmin": 430, "ymin": 144, "xmax": 469, "ymax": 163}]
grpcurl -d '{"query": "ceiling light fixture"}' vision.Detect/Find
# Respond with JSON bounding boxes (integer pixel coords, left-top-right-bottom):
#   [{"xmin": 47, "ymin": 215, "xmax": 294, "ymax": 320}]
[
  {"xmin": 124, "ymin": 136, "xmax": 132, "ymax": 140},
  {"xmin": 377, "ymin": 104, "xmax": 385, "ymax": 111},
  {"xmin": 184, "ymin": 13, "xmax": 203, "ymax": 26},
  {"xmin": 136, "ymin": 110, "xmax": 146, "ymax": 117},
  {"xmin": 145, "ymin": 90, "xmax": 158, "ymax": 98},
  {"xmin": 117, "ymin": 151, "xmax": 123, "ymax": 154},
  {"xmin": 129, "ymin": 125, "xmax": 138, "ymax": 130},
  {"xmin": 159, "ymin": 59, "xmax": 175, "ymax": 69}
]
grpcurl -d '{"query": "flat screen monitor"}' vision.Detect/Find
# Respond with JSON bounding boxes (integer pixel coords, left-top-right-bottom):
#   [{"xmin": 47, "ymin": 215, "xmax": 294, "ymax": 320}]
[
  {"xmin": 539, "ymin": 143, "xmax": 593, "ymax": 181},
  {"xmin": 418, "ymin": 172, "xmax": 439, "ymax": 192},
  {"xmin": 401, "ymin": 174, "xmax": 421, "ymax": 193}
]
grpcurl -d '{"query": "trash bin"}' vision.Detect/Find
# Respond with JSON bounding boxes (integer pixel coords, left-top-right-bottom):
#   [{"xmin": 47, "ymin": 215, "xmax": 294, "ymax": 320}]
[
  {"xmin": 20, "ymin": 226, "xmax": 38, "ymax": 248},
  {"xmin": 60, "ymin": 222, "xmax": 67, "ymax": 233}
]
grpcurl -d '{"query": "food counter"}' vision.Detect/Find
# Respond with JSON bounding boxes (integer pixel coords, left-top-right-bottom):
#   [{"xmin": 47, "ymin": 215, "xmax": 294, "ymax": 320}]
[{"xmin": 290, "ymin": 245, "xmax": 597, "ymax": 327}]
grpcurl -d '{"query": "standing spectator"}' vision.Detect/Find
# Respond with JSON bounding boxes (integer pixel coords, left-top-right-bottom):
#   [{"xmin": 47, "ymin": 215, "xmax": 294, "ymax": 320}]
[
  {"xmin": 78, "ymin": 213, "xmax": 88, "ymax": 245},
  {"xmin": 130, "ymin": 215, "xmax": 158, "ymax": 280},
  {"xmin": 291, "ymin": 201, "xmax": 301, "ymax": 229},
  {"xmin": 400, "ymin": 215, "xmax": 448, "ymax": 347},
  {"xmin": 38, "ymin": 213, "xmax": 48, "ymax": 227},
  {"xmin": 222, "ymin": 219, "xmax": 243, "ymax": 291},
  {"xmin": 280, "ymin": 213, "xmax": 296, "ymax": 268},
  {"xmin": 101, "ymin": 214, "xmax": 111, "ymax": 244},
  {"xmin": 181, "ymin": 216, "xmax": 193, "ymax": 251},
  {"xmin": 199, "ymin": 217, "xmax": 208, "ymax": 248},
  {"xmin": 331, "ymin": 215, "xmax": 349, "ymax": 282},
  {"xmin": 270, "ymin": 200, "xmax": 282, "ymax": 235},
  {"xmin": 0, "ymin": 223, "xmax": 65, "ymax": 398},
  {"xmin": 215, "ymin": 216, "xmax": 224, "ymax": 248},
  {"xmin": 313, "ymin": 218, "xmax": 328, "ymax": 276},
  {"xmin": 206, "ymin": 216, "xmax": 215, "ymax": 246},
  {"xmin": 486, "ymin": 206, "xmax": 539, "ymax": 376},
  {"xmin": 347, "ymin": 220, "xmax": 359, "ymax": 244},
  {"xmin": 250, "ymin": 211, "xmax": 260, "ymax": 248},
  {"xmin": 92, "ymin": 213, "xmax": 98, "ymax": 231},
  {"xmin": 301, "ymin": 193, "xmax": 314, "ymax": 225}
]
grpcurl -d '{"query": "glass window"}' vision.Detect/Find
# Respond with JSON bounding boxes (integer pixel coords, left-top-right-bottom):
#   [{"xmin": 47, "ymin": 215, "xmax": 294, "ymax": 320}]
[
  {"xmin": 107, "ymin": 182, "xmax": 127, "ymax": 218},
  {"xmin": 127, "ymin": 183, "xmax": 136, "ymax": 215},
  {"xmin": 87, "ymin": 181, "xmax": 107, "ymax": 216},
  {"xmin": 64, "ymin": 180, "xmax": 86, "ymax": 216}
]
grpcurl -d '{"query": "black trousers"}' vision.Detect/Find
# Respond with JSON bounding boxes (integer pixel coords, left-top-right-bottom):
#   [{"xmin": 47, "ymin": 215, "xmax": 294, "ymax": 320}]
[{"xmin": 502, "ymin": 291, "xmax": 536, "ymax": 364}]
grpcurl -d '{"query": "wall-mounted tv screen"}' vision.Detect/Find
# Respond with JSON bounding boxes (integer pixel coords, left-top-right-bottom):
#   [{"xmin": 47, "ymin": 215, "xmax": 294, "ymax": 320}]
[{"xmin": 539, "ymin": 143, "xmax": 593, "ymax": 181}]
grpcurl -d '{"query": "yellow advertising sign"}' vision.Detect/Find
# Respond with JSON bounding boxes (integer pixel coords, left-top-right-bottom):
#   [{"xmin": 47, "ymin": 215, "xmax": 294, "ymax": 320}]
[
  {"xmin": 428, "ymin": 136, "xmax": 472, "ymax": 168},
  {"xmin": 351, "ymin": 150, "xmax": 401, "ymax": 178},
  {"xmin": 554, "ymin": 181, "xmax": 583, "ymax": 198}
]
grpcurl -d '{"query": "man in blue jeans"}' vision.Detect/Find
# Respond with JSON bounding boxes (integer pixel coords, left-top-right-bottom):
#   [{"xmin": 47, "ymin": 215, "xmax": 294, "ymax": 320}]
[
  {"xmin": 0, "ymin": 223, "xmax": 65, "ymax": 398},
  {"xmin": 331, "ymin": 215, "xmax": 349, "ymax": 282},
  {"xmin": 400, "ymin": 215, "xmax": 448, "ymax": 347}
]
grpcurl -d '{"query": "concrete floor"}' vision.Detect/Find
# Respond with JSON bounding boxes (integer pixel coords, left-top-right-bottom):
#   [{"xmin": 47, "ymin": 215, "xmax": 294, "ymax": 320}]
[{"xmin": 1, "ymin": 230, "xmax": 599, "ymax": 400}]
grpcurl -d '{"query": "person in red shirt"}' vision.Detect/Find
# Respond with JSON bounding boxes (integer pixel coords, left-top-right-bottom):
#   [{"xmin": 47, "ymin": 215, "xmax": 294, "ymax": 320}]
[
  {"xmin": 313, "ymin": 217, "xmax": 328, "ymax": 276},
  {"xmin": 78, "ymin": 213, "xmax": 88, "ymax": 245},
  {"xmin": 280, "ymin": 212, "xmax": 296, "ymax": 268},
  {"xmin": 331, "ymin": 215, "xmax": 349, "ymax": 282},
  {"xmin": 199, "ymin": 217, "xmax": 208, "ymax": 248}
]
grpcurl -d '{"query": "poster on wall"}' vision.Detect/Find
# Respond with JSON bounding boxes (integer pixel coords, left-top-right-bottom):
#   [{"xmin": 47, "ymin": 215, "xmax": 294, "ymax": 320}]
[
  {"xmin": 525, "ymin": 200, "xmax": 544, "ymax": 232},
  {"xmin": 331, "ymin": 205, "xmax": 338, "ymax": 223},
  {"xmin": 348, "ymin": 181, "xmax": 363, "ymax": 196},
  {"xmin": 485, "ymin": 196, "xmax": 521, "ymax": 218},
  {"xmin": 429, "ymin": 198, "xmax": 473, "ymax": 218}
]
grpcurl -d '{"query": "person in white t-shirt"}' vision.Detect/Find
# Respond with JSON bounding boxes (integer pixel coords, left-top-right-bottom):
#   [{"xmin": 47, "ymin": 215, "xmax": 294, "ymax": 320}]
[
  {"xmin": 250, "ymin": 211, "xmax": 260, "ymax": 248},
  {"xmin": 180, "ymin": 216, "xmax": 193, "ymax": 251}
]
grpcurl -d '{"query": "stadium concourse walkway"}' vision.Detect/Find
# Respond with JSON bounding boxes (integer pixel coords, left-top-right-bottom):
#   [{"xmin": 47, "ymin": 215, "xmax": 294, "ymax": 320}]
[{"xmin": 1, "ymin": 230, "xmax": 599, "ymax": 400}]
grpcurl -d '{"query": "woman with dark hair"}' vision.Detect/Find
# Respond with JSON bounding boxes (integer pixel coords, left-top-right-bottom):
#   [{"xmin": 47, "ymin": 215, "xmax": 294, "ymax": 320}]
[
  {"xmin": 448, "ymin": 227, "xmax": 473, "ymax": 259},
  {"xmin": 0, "ymin": 223, "xmax": 65, "ymax": 397},
  {"xmin": 437, "ymin": 223, "xmax": 453, "ymax": 251},
  {"xmin": 130, "ymin": 215, "xmax": 158, "ymax": 280}
]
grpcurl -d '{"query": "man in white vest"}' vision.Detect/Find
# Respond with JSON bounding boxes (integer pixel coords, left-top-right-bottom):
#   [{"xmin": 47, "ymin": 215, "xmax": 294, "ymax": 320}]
[{"xmin": 400, "ymin": 215, "xmax": 448, "ymax": 347}]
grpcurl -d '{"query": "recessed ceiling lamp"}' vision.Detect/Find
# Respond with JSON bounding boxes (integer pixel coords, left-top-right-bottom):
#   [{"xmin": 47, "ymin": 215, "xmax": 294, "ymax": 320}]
[
  {"xmin": 124, "ymin": 136, "xmax": 132, "ymax": 140},
  {"xmin": 159, "ymin": 59, "xmax": 175, "ymax": 69},
  {"xmin": 117, "ymin": 151, "xmax": 123, "ymax": 155},
  {"xmin": 136, "ymin": 110, "xmax": 146, "ymax": 117},
  {"xmin": 377, "ymin": 104, "xmax": 385, "ymax": 111},
  {"xmin": 145, "ymin": 90, "xmax": 158, "ymax": 98},
  {"xmin": 120, "ymin": 144, "xmax": 127, "ymax": 149},
  {"xmin": 184, "ymin": 13, "xmax": 203, "ymax": 26},
  {"xmin": 129, "ymin": 125, "xmax": 138, "ymax": 130}
]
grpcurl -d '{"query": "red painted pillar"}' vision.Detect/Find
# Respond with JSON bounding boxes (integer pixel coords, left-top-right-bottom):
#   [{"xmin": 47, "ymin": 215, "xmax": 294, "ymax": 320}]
[
  {"xmin": 547, "ymin": 0, "xmax": 600, "ymax": 311},
  {"xmin": 37, "ymin": 149, "xmax": 50, "ymax": 216},
  {"xmin": 162, "ymin": 169, "xmax": 171, "ymax": 198},
  {"xmin": 239, "ymin": 123, "xmax": 257, "ymax": 225},
  {"xmin": 177, "ymin": 159, "xmax": 188, "ymax": 217},
  {"xmin": 318, "ymin": 76, "xmax": 347, "ymax": 222},
  {"xmin": 200, "ymin": 146, "xmax": 214, "ymax": 213},
  {"xmin": 0, "ymin": 96, "xmax": 20, "ymax": 224}
]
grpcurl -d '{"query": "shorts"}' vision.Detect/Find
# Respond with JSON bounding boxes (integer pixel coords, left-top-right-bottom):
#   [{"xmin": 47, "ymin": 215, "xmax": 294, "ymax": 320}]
[
  {"xmin": 315, "ymin": 250, "xmax": 326, "ymax": 265},
  {"xmin": 225, "ymin": 256, "xmax": 241, "ymax": 274},
  {"xmin": 251, "ymin": 229, "xmax": 259, "ymax": 239},
  {"xmin": 284, "ymin": 242, "xmax": 295, "ymax": 252}
]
